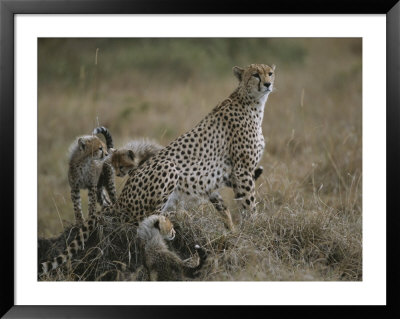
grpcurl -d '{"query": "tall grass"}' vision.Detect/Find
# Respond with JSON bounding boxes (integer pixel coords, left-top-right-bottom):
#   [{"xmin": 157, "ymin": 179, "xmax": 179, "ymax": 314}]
[{"xmin": 38, "ymin": 38, "xmax": 362, "ymax": 280}]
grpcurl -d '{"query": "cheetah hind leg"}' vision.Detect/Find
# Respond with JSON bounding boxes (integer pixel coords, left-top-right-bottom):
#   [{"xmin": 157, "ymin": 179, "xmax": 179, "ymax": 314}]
[
  {"xmin": 183, "ymin": 245, "xmax": 208, "ymax": 278},
  {"xmin": 102, "ymin": 163, "xmax": 117, "ymax": 204},
  {"xmin": 96, "ymin": 187, "xmax": 111, "ymax": 207},
  {"xmin": 209, "ymin": 192, "xmax": 235, "ymax": 232},
  {"xmin": 71, "ymin": 188, "xmax": 84, "ymax": 225},
  {"xmin": 87, "ymin": 186, "xmax": 98, "ymax": 219}
]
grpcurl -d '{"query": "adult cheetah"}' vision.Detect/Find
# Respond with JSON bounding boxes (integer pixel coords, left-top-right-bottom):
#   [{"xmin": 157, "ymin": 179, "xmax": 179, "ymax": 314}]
[
  {"xmin": 115, "ymin": 63, "xmax": 275, "ymax": 229},
  {"xmin": 40, "ymin": 63, "xmax": 275, "ymax": 274}
]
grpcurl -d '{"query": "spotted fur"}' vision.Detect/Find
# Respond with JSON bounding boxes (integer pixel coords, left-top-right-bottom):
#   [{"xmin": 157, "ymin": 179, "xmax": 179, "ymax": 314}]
[{"xmin": 111, "ymin": 140, "xmax": 263, "ymax": 219}]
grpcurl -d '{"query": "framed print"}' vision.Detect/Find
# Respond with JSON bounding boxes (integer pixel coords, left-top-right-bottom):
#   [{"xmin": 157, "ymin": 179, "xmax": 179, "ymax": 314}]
[{"xmin": 1, "ymin": 0, "xmax": 399, "ymax": 318}]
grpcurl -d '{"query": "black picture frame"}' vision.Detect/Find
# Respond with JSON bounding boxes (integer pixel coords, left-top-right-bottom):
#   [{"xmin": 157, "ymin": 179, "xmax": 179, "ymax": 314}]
[{"xmin": 1, "ymin": 0, "xmax": 398, "ymax": 318}]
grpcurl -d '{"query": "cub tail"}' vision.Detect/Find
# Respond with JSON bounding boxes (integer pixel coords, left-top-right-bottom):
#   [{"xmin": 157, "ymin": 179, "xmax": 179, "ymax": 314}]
[{"xmin": 93, "ymin": 126, "xmax": 114, "ymax": 150}]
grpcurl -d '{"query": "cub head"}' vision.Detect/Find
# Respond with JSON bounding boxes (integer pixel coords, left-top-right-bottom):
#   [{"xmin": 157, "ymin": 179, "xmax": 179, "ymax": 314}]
[
  {"xmin": 154, "ymin": 215, "xmax": 176, "ymax": 241},
  {"xmin": 77, "ymin": 136, "xmax": 108, "ymax": 159},
  {"xmin": 137, "ymin": 215, "xmax": 176, "ymax": 243},
  {"xmin": 111, "ymin": 149, "xmax": 137, "ymax": 177},
  {"xmin": 233, "ymin": 64, "xmax": 276, "ymax": 99}
]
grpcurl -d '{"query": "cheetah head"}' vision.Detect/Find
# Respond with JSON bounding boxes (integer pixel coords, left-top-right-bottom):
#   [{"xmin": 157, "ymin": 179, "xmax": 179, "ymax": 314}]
[
  {"xmin": 155, "ymin": 215, "xmax": 176, "ymax": 241},
  {"xmin": 111, "ymin": 149, "xmax": 137, "ymax": 177},
  {"xmin": 233, "ymin": 64, "xmax": 276, "ymax": 99},
  {"xmin": 78, "ymin": 136, "xmax": 108, "ymax": 159},
  {"xmin": 138, "ymin": 215, "xmax": 176, "ymax": 243}
]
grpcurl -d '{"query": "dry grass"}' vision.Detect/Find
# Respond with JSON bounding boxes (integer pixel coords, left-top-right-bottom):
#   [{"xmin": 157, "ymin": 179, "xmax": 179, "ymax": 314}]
[
  {"xmin": 38, "ymin": 38, "xmax": 362, "ymax": 281},
  {"xmin": 38, "ymin": 203, "xmax": 361, "ymax": 281}
]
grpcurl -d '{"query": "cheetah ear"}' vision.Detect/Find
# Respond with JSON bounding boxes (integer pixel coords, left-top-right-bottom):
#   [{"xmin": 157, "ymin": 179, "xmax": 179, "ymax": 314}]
[
  {"xmin": 127, "ymin": 150, "xmax": 135, "ymax": 161},
  {"xmin": 233, "ymin": 66, "xmax": 244, "ymax": 82},
  {"xmin": 154, "ymin": 220, "xmax": 160, "ymax": 230},
  {"xmin": 78, "ymin": 138, "xmax": 86, "ymax": 151},
  {"xmin": 271, "ymin": 64, "xmax": 276, "ymax": 71}
]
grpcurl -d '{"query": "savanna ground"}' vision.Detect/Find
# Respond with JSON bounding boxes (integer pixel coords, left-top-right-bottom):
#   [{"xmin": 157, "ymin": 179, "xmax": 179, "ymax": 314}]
[{"xmin": 38, "ymin": 38, "xmax": 362, "ymax": 281}]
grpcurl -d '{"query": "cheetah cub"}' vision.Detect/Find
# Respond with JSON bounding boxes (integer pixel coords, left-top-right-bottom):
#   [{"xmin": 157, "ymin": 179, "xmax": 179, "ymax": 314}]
[
  {"xmin": 68, "ymin": 126, "xmax": 117, "ymax": 224},
  {"xmin": 110, "ymin": 139, "xmax": 164, "ymax": 177},
  {"xmin": 137, "ymin": 215, "xmax": 207, "ymax": 281}
]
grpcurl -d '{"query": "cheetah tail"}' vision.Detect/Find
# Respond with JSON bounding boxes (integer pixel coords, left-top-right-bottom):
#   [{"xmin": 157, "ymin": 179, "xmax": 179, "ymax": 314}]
[
  {"xmin": 39, "ymin": 214, "xmax": 99, "ymax": 276},
  {"xmin": 92, "ymin": 126, "xmax": 114, "ymax": 150},
  {"xmin": 253, "ymin": 166, "xmax": 263, "ymax": 181},
  {"xmin": 184, "ymin": 245, "xmax": 208, "ymax": 278}
]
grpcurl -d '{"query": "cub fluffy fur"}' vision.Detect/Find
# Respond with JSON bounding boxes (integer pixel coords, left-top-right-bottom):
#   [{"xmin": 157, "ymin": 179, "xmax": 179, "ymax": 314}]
[
  {"xmin": 111, "ymin": 139, "xmax": 163, "ymax": 177},
  {"xmin": 68, "ymin": 127, "xmax": 117, "ymax": 224},
  {"xmin": 137, "ymin": 215, "xmax": 207, "ymax": 281}
]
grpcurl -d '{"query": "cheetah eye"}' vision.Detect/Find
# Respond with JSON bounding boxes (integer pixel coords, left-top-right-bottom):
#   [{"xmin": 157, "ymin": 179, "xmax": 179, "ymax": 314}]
[
  {"xmin": 119, "ymin": 166, "xmax": 123, "ymax": 170},
  {"xmin": 252, "ymin": 73, "xmax": 260, "ymax": 79},
  {"xmin": 99, "ymin": 147, "xmax": 103, "ymax": 151},
  {"xmin": 268, "ymin": 72, "xmax": 273, "ymax": 76}
]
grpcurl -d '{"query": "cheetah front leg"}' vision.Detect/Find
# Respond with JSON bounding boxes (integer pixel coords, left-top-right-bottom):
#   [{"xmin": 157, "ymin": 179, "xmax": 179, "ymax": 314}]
[
  {"xmin": 209, "ymin": 192, "xmax": 235, "ymax": 231},
  {"xmin": 231, "ymin": 168, "xmax": 257, "ymax": 212},
  {"xmin": 71, "ymin": 188, "xmax": 84, "ymax": 224}
]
